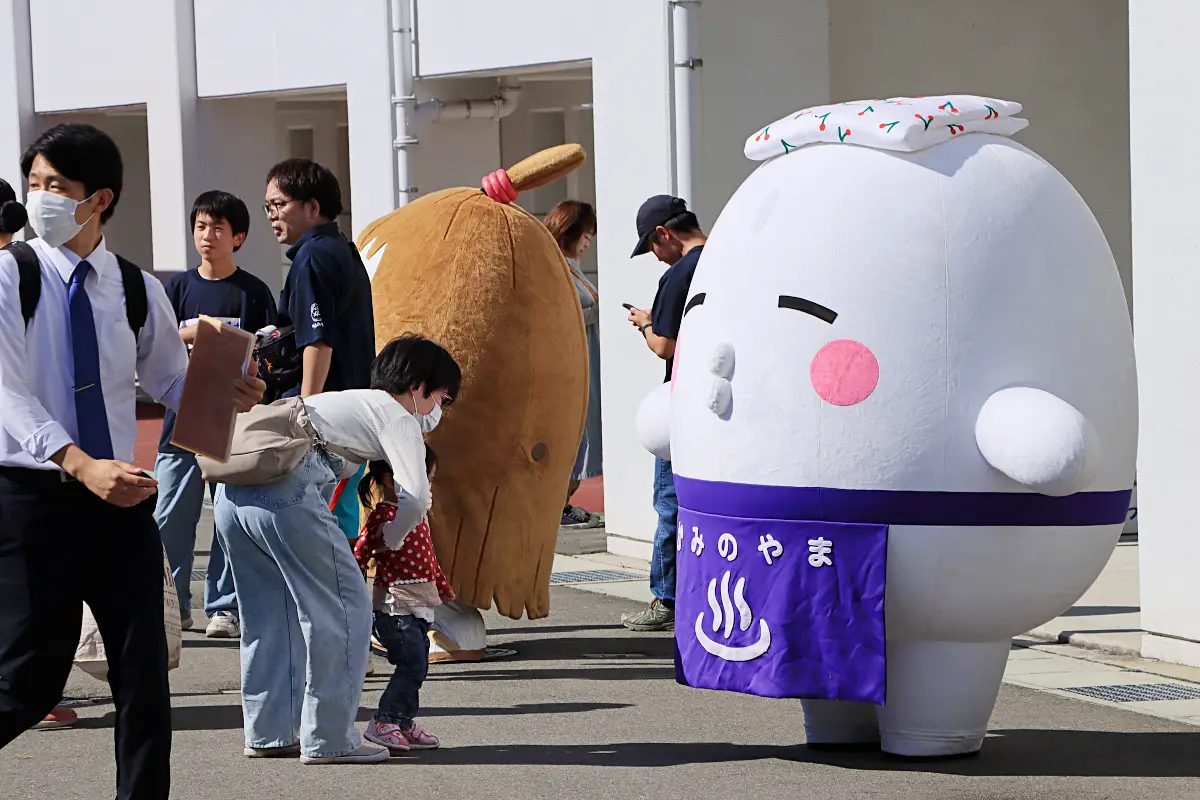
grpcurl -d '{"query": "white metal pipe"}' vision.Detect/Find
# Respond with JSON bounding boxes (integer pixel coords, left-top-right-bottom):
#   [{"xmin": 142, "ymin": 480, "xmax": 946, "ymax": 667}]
[
  {"xmin": 414, "ymin": 83, "xmax": 522, "ymax": 125},
  {"xmin": 670, "ymin": 0, "xmax": 701, "ymax": 207},
  {"xmin": 390, "ymin": 0, "xmax": 418, "ymax": 207}
]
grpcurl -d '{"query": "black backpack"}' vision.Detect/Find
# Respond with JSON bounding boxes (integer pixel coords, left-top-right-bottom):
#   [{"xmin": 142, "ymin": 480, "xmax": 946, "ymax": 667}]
[{"xmin": 4, "ymin": 240, "xmax": 148, "ymax": 337}]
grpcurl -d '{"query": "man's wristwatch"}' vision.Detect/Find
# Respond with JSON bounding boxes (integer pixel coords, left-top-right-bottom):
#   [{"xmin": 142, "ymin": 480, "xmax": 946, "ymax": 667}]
[{"xmin": 639, "ymin": 323, "xmax": 649, "ymax": 337}]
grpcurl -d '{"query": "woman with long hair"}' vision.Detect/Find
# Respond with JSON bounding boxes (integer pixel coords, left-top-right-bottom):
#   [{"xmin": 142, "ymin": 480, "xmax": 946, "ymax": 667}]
[{"xmin": 543, "ymin": 199, "xmax": 603, "ymax": 528}]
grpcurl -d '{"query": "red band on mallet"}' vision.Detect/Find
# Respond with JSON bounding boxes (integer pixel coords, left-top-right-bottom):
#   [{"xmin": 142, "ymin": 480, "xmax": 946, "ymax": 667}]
[{"xmin": 481, "ymin": 169, "xmax": 518, "ymax": 204}]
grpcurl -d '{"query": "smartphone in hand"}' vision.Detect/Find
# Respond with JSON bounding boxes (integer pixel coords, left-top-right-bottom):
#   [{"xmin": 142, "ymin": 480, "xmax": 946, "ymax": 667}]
[{"xmin": 622, "ymin": 303, "xmax": 636, "ymax": 311}]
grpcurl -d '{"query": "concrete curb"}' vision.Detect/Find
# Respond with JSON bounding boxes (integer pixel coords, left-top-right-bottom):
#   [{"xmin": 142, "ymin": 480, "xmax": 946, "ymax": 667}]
[{"xmin": 1022, "ymin": 627, "xmax": 1144, "ymax": 659}]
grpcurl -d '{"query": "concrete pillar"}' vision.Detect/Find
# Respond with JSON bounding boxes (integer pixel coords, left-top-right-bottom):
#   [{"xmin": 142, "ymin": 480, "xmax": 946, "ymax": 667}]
[
  {"xmin": 592, "ymin": 0, "xmax": 674, "ymax": 558},
  {"xmin": 1130, "ymin": 0, "xmax": 1200, "ymax": 667},
  {"xmin": 140, "ymin": 2, "xmax": 283, "ymax": 290},
  {"xmin": 346, "ymin": 0, "xmax": 397, "ymax": 242},
  {"xmin": 0, "ymin": 0, "xmax": 36, "ymax": 206},
  {"xmin": 142, "ymin": 0, "xmax": 200, "ymax": 274}
]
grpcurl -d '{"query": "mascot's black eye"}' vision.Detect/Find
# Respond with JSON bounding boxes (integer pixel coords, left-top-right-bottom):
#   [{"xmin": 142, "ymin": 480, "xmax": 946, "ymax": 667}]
[
  {"xmin": 684, "ymin": 293, "xmax": 706, "ymax": 316},
  {"xmin": 778, "ymin": 295, "xmax": 837, "ymax": 324}
]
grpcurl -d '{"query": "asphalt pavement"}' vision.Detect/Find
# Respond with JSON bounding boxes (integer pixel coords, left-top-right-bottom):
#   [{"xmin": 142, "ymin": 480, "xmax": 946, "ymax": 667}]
[{"xmin": 4, "ymin": 587, "xmax": 1200, "ymax": 800}]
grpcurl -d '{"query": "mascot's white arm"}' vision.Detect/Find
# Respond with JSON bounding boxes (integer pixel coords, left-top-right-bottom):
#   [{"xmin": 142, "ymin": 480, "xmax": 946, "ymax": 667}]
[
  {"xmin": 975, "ymin": 387, "xmax": 1100, "ymax": 497},
  {"xmin": 637, "ymin": 382, "xmax": 674, "ymax": 462}
]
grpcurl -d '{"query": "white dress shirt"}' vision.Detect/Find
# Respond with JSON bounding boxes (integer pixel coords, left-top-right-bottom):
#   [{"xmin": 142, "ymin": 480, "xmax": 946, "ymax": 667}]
[{"xmin": 0, "ymin": 236, "xmax": 189, "ymax": 470}]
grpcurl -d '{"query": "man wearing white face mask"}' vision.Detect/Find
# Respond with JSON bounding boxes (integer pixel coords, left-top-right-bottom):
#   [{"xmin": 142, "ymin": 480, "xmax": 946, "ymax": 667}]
[{"xmin": 0, "ymin": 123, "xmax": 266, "ymax": 799}]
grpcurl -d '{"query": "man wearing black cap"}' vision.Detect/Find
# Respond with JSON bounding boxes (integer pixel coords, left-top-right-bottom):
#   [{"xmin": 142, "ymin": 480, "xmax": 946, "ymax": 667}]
[{"xmin": 623, "ymin": 195, "xmax": 706, "ymax": 632}]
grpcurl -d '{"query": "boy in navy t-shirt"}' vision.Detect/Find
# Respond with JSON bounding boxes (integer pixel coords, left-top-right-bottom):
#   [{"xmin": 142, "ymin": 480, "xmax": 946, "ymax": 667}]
[{"xmin": 155, "ymin": 191, "xmax": 276, "ymax": 638}]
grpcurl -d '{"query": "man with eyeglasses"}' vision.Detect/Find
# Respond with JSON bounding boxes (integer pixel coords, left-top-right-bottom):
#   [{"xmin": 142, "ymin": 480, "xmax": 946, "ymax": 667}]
[{"xmin": 264, "ymin": 159, "xmax": 375, "ymax": 539}]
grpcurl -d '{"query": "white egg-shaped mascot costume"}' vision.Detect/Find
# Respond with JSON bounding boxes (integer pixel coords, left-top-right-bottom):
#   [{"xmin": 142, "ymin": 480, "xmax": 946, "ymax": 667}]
[{"xmin": 638, "ymin": 96, "xmax": 1137, "ymax": 758}]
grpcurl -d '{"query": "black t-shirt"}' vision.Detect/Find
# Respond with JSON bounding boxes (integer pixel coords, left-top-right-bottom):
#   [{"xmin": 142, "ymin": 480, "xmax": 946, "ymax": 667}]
[
  {"xmin": 278, "ymin": 222, "xmax": 376, "ymax": 396},
  {"xmin": 158, "ymin": 267, "xmax": 278, "ymax": 451},
  {"xmin": 650, "ymin": 245, "xmax": 703, "ymax": 382}
]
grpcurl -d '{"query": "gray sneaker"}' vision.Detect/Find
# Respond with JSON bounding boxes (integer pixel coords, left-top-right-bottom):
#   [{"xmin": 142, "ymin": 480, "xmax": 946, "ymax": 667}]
[
  {"xmin": 206, "ymin": 611, "xmax": 240, "ymax": 639},
  {"xmin": 621, "ymin": 599, "xmax": 675, "ymax": 632},
  {"xmin": 561, "ymin": 505, "xmax": 603, "ymax": 529}
]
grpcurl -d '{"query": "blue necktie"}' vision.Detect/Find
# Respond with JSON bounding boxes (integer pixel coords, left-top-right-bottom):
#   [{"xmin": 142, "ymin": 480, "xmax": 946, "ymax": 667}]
[{"xmin": 68, "ymin": 260, "xmax": 113, "ymax": 460}]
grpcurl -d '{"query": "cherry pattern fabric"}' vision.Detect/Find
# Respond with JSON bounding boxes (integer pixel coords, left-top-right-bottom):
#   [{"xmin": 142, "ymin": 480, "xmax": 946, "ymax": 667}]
[
  {"xmin": 355, "ymin": 501, "xmax": 455, "ymax": 603},
  {"xmin": 745, "ymin": 95, "xmax": 1028, "ymax": 159}
]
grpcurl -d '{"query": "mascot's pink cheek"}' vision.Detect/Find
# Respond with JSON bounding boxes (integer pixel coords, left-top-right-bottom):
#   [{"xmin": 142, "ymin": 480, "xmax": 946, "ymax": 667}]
[{"xmin": 810, "ymin": 340, "xmax": 879, "ymax": 406}]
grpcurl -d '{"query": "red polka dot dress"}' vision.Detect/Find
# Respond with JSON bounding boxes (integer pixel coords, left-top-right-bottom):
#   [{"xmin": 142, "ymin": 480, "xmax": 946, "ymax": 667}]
[{"xmin": 354, "ymin": 501, "xmax": 455, "ymax": 607}]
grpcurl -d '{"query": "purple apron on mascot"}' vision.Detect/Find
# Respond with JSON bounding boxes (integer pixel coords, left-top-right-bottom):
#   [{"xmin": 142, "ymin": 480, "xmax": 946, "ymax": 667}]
[{"xmin": 673, "ymin": 476, "xmax": 1133, "ymax": 705}]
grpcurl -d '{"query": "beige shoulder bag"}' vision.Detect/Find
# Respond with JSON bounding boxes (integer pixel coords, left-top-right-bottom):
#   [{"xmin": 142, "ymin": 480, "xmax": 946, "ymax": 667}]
[{"xmin": 197, "ymin": 397, "xmax": 360, "ymax": 485}]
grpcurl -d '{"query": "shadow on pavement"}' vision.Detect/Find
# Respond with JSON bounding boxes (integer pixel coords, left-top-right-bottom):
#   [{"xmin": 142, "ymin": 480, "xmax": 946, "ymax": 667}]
[
  {"xmin": 1059, "ymin": 606, "xmax": 1140, "ymax": 617},
  {"xmin": 427, "ymin": 665, "xmax": 677, "ymax": 683},
  {"xmin": 797, "ymin": 729, "xmax": 1200, "ymax": 777},
  {"xmin": 74, "ymin": 702, "xmax": 634, "ymax": 732},
  {"xmin": 354, "ymin": 702, "xmax": 632, "ymax": 723},
  {"xmin": 479, "ymin": 635, "xmax": 674, "ymax": 663},
  {"xmin": 181, "ymin": 638, "xmax": 239, "ymax": 649},
  {"xmin": 487, "ymin": 624, "xmax": 628, "ymax": 636},
  {"xmin": 382, "ymin": 730, "xmax": 1200, "ymax": 776}
]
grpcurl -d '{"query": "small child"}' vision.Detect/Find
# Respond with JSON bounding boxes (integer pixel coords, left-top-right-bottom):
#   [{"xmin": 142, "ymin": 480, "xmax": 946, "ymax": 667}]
[{"xmin": 354, "ymin": 447, "xmax": 453, "ymax": 752}]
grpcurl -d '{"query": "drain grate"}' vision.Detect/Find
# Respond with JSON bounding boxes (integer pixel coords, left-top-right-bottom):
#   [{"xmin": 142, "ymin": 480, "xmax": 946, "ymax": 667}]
[
  {"xmin": 190, "ymin": 569, "xmax": 207, "ymax": 581},
  {"xmin": 550, "ymin": 569, "xmax": 644, "ymax": 585},
  {"xmin": 1063, "ymin": 683, "xmax": 1200, "ymax": 703}
]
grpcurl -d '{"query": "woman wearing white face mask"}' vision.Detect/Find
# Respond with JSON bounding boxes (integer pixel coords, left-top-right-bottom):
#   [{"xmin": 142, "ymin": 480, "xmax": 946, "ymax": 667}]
[
  {"xmin": 543, "ymin": 200, "xmax": 603, "ymax": 529},
  {"xmin": 213, "ymin": 334, "xmax": 460, "ymax": 764}
]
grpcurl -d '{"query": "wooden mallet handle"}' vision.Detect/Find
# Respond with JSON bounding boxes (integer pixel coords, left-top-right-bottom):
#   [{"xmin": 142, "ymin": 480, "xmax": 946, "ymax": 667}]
[{"xmin": 481, "ymin": 144, "xmax": 587, "ymax": 204}]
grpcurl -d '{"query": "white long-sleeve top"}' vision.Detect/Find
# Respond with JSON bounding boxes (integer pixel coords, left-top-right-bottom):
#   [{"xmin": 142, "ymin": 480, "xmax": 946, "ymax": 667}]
[
  {"xmin": 304, "ymin": 389, "xmax": 430, "ymax": 533},
  {"xmin": 0, "ymin": 237, "xmax": 189, "ymax": 469}
]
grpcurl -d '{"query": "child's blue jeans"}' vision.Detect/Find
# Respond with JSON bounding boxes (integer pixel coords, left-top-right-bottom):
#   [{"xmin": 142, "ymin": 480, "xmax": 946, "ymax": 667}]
[{"xmin": 374, "ymin": 611, "xmax": 431, "ymax": 728}]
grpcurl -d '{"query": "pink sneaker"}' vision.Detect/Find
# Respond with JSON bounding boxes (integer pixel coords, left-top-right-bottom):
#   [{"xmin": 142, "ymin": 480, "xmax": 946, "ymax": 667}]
[
  {"xmin": 401, "ymin": 722, "xmax": 440, "ymax": 750},
  {"xmin": 364, "ymin": 718, "xmax": 410, "ymax": 753}
]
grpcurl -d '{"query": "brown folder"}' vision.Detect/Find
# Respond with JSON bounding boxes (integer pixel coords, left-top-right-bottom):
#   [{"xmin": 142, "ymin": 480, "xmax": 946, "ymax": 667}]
[{"xmin": 170, "ymin": 315, "xmax": 255, "ymax": 462}]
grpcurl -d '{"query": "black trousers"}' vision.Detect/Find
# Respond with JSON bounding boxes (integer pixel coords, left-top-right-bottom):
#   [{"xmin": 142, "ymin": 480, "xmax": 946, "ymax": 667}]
[{"xmin": 0, "ymin": 467, "xmax": 171, "ymax": 800}]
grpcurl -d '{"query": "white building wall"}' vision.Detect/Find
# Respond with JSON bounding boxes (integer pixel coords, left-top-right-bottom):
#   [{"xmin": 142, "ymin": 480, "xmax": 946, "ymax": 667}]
[
  {"xmin": 145, "ymin": 0, "xmax": 201, "ymax": 277},
  {"xmin": 29, "ymin": 0, "xmax": 149, "ymax": 112},
  {"xmin": 693, "ymin": 0, "xmax": 830, "ymax": 233},
  {"xmin": 0, "ymin": 0, "xmax": 35, "ymax": 199},
  {"xmin": 829, "ymin": 0, "xmax": 1132, "ymax": 310},
  {"xmin": 1129, "ymin": 0, "xmax": 1200, "ymax": 667},
  {"xmin": 414, "ymin": 0, "xmax": 591, "ymax": 76},
  {"xmin": 194, "ymin": 0, "xmax": 350, "ymax": 97}
]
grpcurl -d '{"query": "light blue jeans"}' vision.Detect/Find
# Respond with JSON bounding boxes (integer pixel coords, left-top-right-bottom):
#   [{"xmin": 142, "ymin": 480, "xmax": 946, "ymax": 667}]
[
  {"xmin": 214, "ymin": 448, "xmax": 372, "ymax": 758},
  {"xmin": 650, "ymin": 458, "xmax": 678, "ymax": 608},
  {"xmin": 153, "ymin": 446, "xmax": 237, "ymax": 617}
]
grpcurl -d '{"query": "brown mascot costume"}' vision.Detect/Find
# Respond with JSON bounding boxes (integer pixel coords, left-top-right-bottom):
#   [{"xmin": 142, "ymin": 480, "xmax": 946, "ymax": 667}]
[{"xmin": 357, "ymin": 145, "xmax": 589, "ymax": 661}]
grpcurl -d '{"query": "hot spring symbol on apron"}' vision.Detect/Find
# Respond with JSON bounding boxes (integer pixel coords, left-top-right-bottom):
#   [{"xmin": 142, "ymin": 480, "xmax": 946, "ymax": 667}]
[{"xmin": 672, "ymin": 477, "xmax": 1132, "ymax": 706}]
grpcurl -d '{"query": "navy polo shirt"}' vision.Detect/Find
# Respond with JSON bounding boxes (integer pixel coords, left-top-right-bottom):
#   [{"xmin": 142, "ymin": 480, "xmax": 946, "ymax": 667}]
[{"xmin": 277, "ymin": 222, "xmax": 375, "ymax": 395}]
